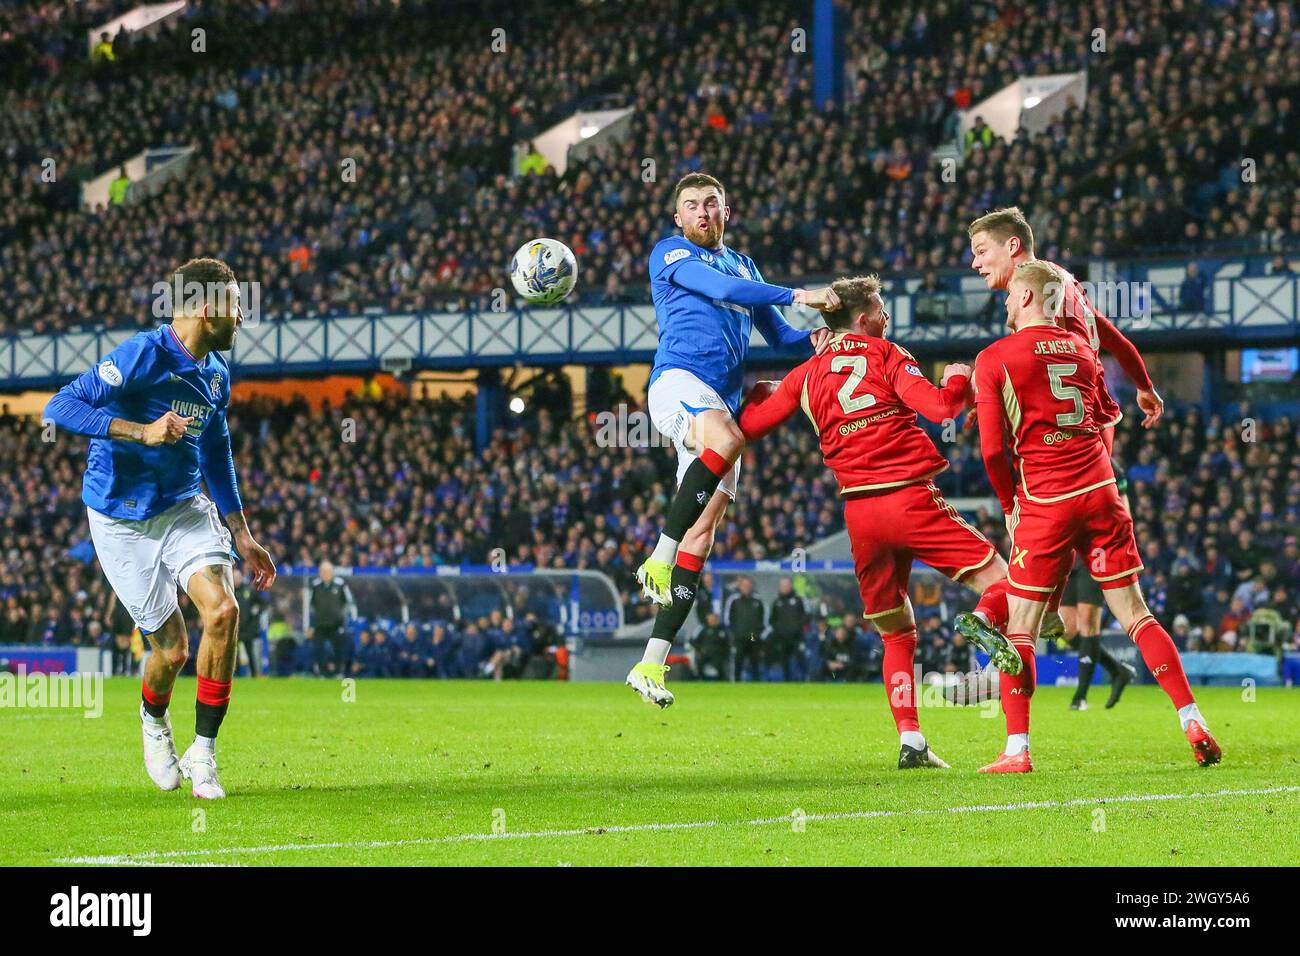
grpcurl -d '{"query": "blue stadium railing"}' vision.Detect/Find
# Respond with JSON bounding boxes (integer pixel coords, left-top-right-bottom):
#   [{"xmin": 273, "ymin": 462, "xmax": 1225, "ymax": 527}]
[{"xmin": 5, "ymin": 271, "xmax": 1297, "ymax": 389}]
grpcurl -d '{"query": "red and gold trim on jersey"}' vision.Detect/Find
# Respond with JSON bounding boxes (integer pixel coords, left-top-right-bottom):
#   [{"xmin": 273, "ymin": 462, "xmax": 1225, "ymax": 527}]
[{"xmin": 799, "ymin": 372, "xmax": 819, "ymax": 436}]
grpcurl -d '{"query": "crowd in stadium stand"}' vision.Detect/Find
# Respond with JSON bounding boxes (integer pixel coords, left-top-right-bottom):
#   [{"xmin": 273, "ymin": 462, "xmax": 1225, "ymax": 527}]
[
  {"xmin": 3, "ymin": 0, "xmax": 1297, "ymax": 335},
  {"xmin": 1, "ymin": 0, "xmax": 1297, "ymax": 679},
  {"xmin": 1, "ymin": 390, "xmax": 1297, "ymax": 679}
]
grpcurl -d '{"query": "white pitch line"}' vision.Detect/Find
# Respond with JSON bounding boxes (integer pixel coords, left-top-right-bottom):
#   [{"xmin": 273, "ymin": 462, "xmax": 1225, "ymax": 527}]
[{"xmin": 55, "ymin": 785, "xmax": 1300, "ymax": 866}]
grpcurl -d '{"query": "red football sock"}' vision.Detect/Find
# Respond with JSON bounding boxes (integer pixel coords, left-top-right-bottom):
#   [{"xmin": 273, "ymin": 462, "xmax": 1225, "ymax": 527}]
[
  {"xmin": 1129, "ymin": 615, "xmax": 1194, "ymax": 709},
  {"xmin": 142, "ymin": 680, "xmax": 172, "ymax": 707},
  {"xmin": 676, "ymin": 550, "xmax": 705, "ymax": 573},
  {"xmin": 141, "ymin": 679, "xmax": 172, "ymax": 717},
  {"xmin": 881, "ymin": 627, "xmax": 919, "ymax": 734},
  {"xmin": 974, "ymin": 579, "xmax": 1009, "ymax": 631},
  {"xmin": 699, "ymin": 448, "xmax": 729, "ymax": 478},
  {"xmin": 196, "ymin": 675, "xmax": 232, "ymax": 707},
  {"xmin": 999, "ymin": 637, "xmax": 1037, "ymax": 736}
]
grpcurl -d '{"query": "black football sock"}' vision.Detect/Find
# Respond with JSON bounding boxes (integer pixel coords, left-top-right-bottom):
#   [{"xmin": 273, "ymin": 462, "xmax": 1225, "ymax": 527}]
[
  {"xmin": 195, "ymin": 702, "xmax": 228, "ymax": 739},
  {"xmin": 195, "ymin": 676, "xmax": 231, "ymax": 740},
  {"xmin": 1095, "ymin": 641, "xmax": 1123, "ymax": 679},
  {"xmin": 1074, "ymin": 636, "xmax": 1100, "ymax": 701},
  {"xmin": 649, "ymin": 557, "xmax": 704, "ymax": 644},
  {"xmin": 662, "ymin": 450, "xmax": 730, "ymax": 542}
]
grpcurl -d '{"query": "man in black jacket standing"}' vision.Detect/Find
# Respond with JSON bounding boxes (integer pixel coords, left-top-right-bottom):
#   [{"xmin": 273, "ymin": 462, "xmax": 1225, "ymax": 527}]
[
  {"xmin": 767, "ymin": 577, "xmax": 807, "ymax": 680},
  {"xmin": 309, "ymin": 561, "xmax": 354, "ymax": 677},
  {"xmin": 690, "ymin": 611, "xmax": 732, "ymax": 680},
  {"xmin": 724, "ymin": 576, "xmax": 766, "ymax": 681}
]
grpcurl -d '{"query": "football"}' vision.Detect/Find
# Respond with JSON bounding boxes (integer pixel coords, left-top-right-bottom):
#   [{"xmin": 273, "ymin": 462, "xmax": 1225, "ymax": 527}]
[{"xmin": 509, "ymin": 238, "xmax": 578, "ymax": 304}]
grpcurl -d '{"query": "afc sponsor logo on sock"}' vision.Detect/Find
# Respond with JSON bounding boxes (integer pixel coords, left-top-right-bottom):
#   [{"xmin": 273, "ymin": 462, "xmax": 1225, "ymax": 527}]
[{"xmin": 49, "ymin": 886, "xmax": 152, "ymax": 936}]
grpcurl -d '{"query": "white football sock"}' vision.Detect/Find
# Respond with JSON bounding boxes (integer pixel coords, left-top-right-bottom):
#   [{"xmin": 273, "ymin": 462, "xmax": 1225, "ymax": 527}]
[
  {"xmin": 900, "ymin": 731, "xmax": 926, "ymax": 751},
  {"xmin": 650, "ymin": 534, "xmax": 678, "ymax": 566},
  {"xmin": 642, "ymin": 638, "xmax": 671, "ymax": 666},
  {"xmin": 1177, "ymin": 702, "xmax": 1205, "ymax": 731},
  {"xmin": 193, "ymin": 735, "xmax": 216, "ymax": 754},
  {"xmin": 1004, "ymin": 733, "xmax": 1029, "ymax": 756},
  {"xmin": 140, "ymin": 703, "xmax": 167, "ymax": 726}
]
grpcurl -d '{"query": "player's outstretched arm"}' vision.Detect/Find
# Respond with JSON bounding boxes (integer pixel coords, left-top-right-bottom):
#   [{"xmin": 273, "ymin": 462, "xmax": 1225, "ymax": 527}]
[
  {"xmin": 671, "ymin": 258, "xmax": 798, "ymax": 308},
  {"xmin": 751, "ymin": 258, "xmax": 837, "ymax": 355},
  {"xmin": 737, "ymin": 372, "xmax": 804, "ymax": 441},
  {"xmin": 670, "ymin": 258, "xmax": 840, "ymax": 316},
  {"xmin": 1096, "ymin": 315, "xmax": 1162, "ymax": 427}
]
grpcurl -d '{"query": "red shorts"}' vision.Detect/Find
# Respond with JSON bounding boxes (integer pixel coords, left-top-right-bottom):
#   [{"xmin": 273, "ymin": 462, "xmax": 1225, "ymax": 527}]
[
  {"xmin": 1007, "ymin": 482, "xmax": 1143, "ymax": 600},
  {"xmin": 843, "ymin": 479, "xmax": 997, "ymax": 619}
]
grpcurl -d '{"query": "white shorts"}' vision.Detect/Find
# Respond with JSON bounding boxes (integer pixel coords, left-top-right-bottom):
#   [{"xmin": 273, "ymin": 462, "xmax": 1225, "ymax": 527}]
[
  {"xmin": 647, "ymin": 368, "xmax": 742, "ymax": 499},
  {"xmin": 87, "ymin": 494, "xmax": 234, "ymax": 634}
]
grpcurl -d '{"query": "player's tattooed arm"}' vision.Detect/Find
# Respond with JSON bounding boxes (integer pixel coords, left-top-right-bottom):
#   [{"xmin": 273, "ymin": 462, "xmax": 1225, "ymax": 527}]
[
  {"xmin": 108, "ymin": 419, "xmax": 147, "ymax": 442},
  {"xmin": 111, "ymin": 411, "xmax": 192, "ymax": 445}
]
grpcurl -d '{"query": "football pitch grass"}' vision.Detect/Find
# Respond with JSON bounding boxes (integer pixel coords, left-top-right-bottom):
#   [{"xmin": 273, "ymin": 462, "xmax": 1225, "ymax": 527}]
[{"xmin": 2, "ymin": 678, "xmax": 1297, "ymax": 867}]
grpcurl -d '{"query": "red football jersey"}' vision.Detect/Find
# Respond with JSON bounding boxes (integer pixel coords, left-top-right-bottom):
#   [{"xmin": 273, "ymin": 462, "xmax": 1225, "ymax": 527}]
[
  {"xmin": 974, "ymin": 324, "xmax": 1116, "ymax": 506},
  {"xmin": 1043, "ymin": 260, "xmax": 1123, "ymax": 427},
  {"xmin": 739, "ymin": 333, "xmax": 968, "ymax": 494}
]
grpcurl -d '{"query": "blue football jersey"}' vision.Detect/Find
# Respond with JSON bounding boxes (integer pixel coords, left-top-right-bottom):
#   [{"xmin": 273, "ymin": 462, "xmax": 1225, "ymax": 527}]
[
  {"xmin": 45, "ymin": 325, "xmax": 242, "ymax": 521},
  {"xmin": 647, "ymin": 234, "xmax": 808, "ymax": 413}
]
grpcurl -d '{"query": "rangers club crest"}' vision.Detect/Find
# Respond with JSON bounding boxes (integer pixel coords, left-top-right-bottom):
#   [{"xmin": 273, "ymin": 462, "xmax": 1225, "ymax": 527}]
[{"xmin": 210, "ymin": 372, "xmax": 224, "ymax": 396}]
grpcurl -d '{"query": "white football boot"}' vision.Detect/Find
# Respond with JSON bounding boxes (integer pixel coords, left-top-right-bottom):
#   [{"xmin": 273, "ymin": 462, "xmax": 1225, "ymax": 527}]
[
  {"xmin": 178, "ymin": 744, "xmax": 226, "ymax": 799},
  {"xmin": 141, "ymin": 704, "xmax": 181, "ymax": 792}
]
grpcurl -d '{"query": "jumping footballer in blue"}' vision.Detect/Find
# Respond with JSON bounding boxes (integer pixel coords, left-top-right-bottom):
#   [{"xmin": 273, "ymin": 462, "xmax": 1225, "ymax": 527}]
[
  {"xmin": 627, "ymin": 173, "xmax": 839, "ymax": 708},
  {"xmin": 44, "ymin": 257, "xmax": 276, "ymax": 799}
]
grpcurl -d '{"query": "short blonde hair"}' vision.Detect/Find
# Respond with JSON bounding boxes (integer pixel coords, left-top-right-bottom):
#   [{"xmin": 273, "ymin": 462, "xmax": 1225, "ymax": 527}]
[
  {"xmin": 823, "ymin": 274, "xmax": 883, "ymax": 330},
  {"xmin": 968, "ymin": 206, "xmax": 1035, "ymax": 256},
  {"xmin": 1010, "ymin": 260, "xmax": 1064, "ymax": 319}
]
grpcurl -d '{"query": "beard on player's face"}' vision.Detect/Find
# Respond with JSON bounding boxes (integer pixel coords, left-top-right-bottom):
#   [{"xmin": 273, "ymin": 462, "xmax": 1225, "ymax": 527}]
[
  {"xmin": 682, "ymin": 216, "xmax": 724, "ymax": 248},
  {"xmin": 204, "ymin": 312, "xmax": 239, "ymax": 351}
]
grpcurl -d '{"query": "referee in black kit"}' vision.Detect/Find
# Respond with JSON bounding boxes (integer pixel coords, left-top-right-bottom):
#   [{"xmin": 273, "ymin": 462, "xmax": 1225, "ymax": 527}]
[{"xmin": 309, "ymin": 560, "xmax": 355, "ymax": 677}]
